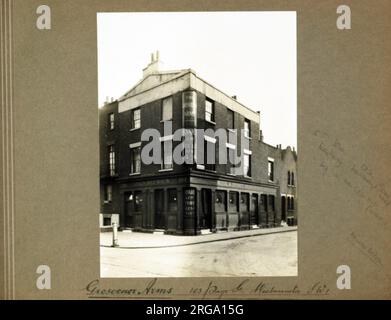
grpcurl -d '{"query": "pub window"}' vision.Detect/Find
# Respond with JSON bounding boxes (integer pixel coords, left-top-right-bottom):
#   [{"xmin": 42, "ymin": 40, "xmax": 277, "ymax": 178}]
[
  {"xmin": 134, "ymin": 191, "xmax": 143, "ymax": 211},
  {"xmin": 108, "ymin": 145, "xmax": 115, "ymax": 176},
  {"xmin": 104, "ymin": 184, "xmax": 112, "ymax": 203},
  {"xmin": 243, "ymin": 154, "xmax": 251, "ymax": 177},
  {"xmin": 215, "ymin": 190, "xmax": 226, "ymax": 212},
  {"xmin": 244, "ymin": 119, "xmax": 251, "ymax": 138},
  {"xmin": 162, "ymin": 141, "xmax": 173, "ymax": 170},
  {"xmin": 268, "ymin": 160, "xmax": 274, "ymax": 181},
  {"xmin": 162, "ymin": 96, "xmax": 173, "ymax": 121},
  {"xmin": 240, "ymin": 193, "xmax": 250, "ymax": 212},
  {"xmin": 108, "ymin": 113, "xmax": 115, "ymax": 130},
  {"xmin": 168, "ymin": 189, "xmax": 178, "ymax": 212},
  {"xmin": 288, "ymin": 171, "xmax": 291, "ymax": 185},
  {"xmin": 227, "ymin": 109, "xmax": 234, "ymax": 129},
  {"xmin": 130, "ymin": 147, "xmax": 141, "ymax": 174},
  {"xmin": 131, "ymin": 108, "xmax": 141, "ymax": 129},
  {"xmin": 291, "ymin": 172, "xmax": 295, "ymax": 186},
  {"xmin": 205, "ymin": 98, "xmax": 215, "ymax": 122},
  {"xmin": 229, "ymin": 191, "xmax": 239, "ymax": 212},
  {"xmin": 291, "ymin": 197, "xmax": 295, "ymax": 210}
]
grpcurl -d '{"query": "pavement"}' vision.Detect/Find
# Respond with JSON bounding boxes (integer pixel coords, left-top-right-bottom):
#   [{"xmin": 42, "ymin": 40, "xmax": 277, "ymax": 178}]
[
  {"xmin": 100, "ymin": 228, "xmax": 298, "ymax": 277},
  {"xmin": 100, "ymin": 225, "xmax": 297, "ymax": 248}
]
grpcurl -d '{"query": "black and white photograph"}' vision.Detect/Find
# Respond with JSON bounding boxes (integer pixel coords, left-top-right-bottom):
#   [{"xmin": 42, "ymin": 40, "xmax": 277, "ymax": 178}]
[{"xmin": 97, "ymin": 11, "xmax": 297, "ymax": 277}]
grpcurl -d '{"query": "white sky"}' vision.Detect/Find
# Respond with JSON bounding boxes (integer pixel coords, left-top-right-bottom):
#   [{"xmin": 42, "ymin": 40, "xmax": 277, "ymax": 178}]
[{"xmin": 97, "ymin": 12, "xmax": 297, "ymax": 149}]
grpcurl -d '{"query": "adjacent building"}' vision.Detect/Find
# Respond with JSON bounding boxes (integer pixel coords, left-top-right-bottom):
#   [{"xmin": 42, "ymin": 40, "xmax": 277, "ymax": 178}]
[{"xmin": 99, "ymin": 52, "xmax": 297, "ymax": 235}]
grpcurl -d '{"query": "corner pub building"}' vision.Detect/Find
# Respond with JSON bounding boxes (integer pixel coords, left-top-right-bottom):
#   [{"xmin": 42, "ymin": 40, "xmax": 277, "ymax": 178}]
[{"xmin": 99, "ymin": 53, "xmax": 297, "ymax": 235}]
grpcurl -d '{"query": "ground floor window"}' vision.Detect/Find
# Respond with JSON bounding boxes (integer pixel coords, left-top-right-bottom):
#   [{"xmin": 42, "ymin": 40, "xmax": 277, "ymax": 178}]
[
  {"xmin": 288, "ymin": 196, "xmax": 295, "ymax": 211},
  {"xmin": 229, "ymin": 191, "xmax": 239, "ymax": 212},
  {"xmin": 134, "ymin": 191, "xmax": 143, "ymax": 211},
  {"xmin": 240, "ymin": 193, "xmax": 250, "ymax": 212},
  {"xmin": 215, "ymin": 190, "xmax": 227, "ymax": 212}
]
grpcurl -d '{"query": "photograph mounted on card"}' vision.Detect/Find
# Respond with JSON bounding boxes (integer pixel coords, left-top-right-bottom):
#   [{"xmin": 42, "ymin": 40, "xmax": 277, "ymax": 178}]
[{"xmin": 0, "ymin": 0, "xmax": 390, "ymax": 300}]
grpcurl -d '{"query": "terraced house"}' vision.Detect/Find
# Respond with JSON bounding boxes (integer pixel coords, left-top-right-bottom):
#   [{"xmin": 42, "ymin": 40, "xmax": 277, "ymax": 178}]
[{"xmin": 99, "ymin": 52, "xmax": 298, "ymax": 235}]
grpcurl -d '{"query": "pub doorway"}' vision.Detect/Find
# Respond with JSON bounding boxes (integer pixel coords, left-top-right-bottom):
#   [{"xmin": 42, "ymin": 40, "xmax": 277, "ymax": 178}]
[
  {"xmin": 154, "ymin": 189, "xmax": 166, "ymax": 230},
  {"xmin": 124, "ymin": 192, "xmax": 135, "ymax": 228},
  {"xmin": 250, "ymin": 194, "xmax": 259, "ymax": 226},
  {"xmin": 281, "ymin": 196, "xmax": 287, "ymax": 221},
  {"xmin": 200, "ymin": 189, "xmax": 212, "ymax": 230}
]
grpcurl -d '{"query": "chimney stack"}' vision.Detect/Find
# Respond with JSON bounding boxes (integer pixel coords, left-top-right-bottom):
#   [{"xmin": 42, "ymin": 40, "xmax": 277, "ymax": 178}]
[{"xmin": 143, "ymin": 50, "xmax": 162, "ymax": 78}]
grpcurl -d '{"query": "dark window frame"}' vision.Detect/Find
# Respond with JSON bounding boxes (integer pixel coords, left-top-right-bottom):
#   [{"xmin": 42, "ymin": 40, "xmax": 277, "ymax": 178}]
[
  {"xmin": 161, "ymin": 141, "xmax": 173, "ymax": 170},
  {"xmin": 161, "ymin": 96, "xmax": 173, "ymax": 121},
  {"xmin": 108, "ymin": 145, "xmax": 115, "ymax": 176},
  {"xmin": 243, "ymin": 154, "xmax": 251, "ymax": 177},
  {"xmin": 130, "ymin": 146, "xmax": 141, "ymax": 174},
  {"xmin": 268, "ymin": 160, "xmax": 274, "ymax": 181},
  {"xmin": 227, "ymin": 108, "xmax": 234, "ymax": 129},
  {"xmin": 131, "ymin": 108, "xmax": 141, "ymax": 129},
  {"xmin": 205, "ymin": 98, "xmax": 215, "ymax": 123},
  {"xmin": 108, "ymin": 113, "xmax": 115, "ymax": 130},
  {"xmin": 244, "ymin": 119, "xmax": 251, "ymax": 138}
]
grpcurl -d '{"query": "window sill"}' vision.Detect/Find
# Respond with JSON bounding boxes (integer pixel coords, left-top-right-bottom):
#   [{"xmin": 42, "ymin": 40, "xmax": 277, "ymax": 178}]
[
  {"xmin": 129, "ymin": 172, "xmax": 141, "ymax": 176},
  {"xmin": 244, "ymin": 135, "xmax": 252, "ymax": 140},
  {"xmin": 129, "ymin": 127, "xmax": 140, "ymax": 132},
  {"xmin": 160, "ymin": 119, "xmax": 173, "ymax": 123},
  {"xmin": 268, "ymin": 180, "xmax": 274, "ymax": 183},
  {"xmin": 226, "ymin": 173, "xmax": 236, "ymax": 176},
  {"xmin": 205, "ymin": 119, "xmax": 216, "ymax": 125},
  {"xmin": 158, "ymin": 168, "xmax": 173, "ymax": 172},
  {"xmin": 103, "ymin": 201, "xmax": 112, "ymax": 204},
  {"xmin": 196, "ymin": 164, "xmax": 205, "ymax": 170}
]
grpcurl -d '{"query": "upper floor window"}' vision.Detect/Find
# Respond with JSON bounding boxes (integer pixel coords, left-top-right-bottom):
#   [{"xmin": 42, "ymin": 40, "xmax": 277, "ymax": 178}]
[
  {"xmin": 227, "ymin": 109, "xmax": 234, "ymax": 129},
  {"xmin": 227, "ymin": 148, "xmax": 236, "ymax": 175},
  {"xmin": 205, "ymin": 98, "xmax": 215, "ymax": 123},
  {"xmin": 204, "ymin": 140, "xmax": 216, "ymax": 171},
  {"xmin": 131, "ymin": 108, "xmax": 141, "ymax": 129},
  {"xmin": 291, "ymin": 172, "xmax": 295, "ymax": 186},
  {"xmin": 162, "ymin": 96, "xmax": 173, "ymax": 121},
  {"xmin": 108, "ymin": 145, "xmax": 115, "ymax": 176},
  {"xmin": 162, "ymin": 141, "xmax": 173, "ymax": 170},
  {"xmin": 268, "ymin": 159, "xmax": 274, "ymax": 181},
  {"xmin": 244, "ymin": 119, "xmax": 251, "ymax": 138},
  {"xmin": 108, "ymin": 113, "xmax": 115, "ymax": 130},
  {"xmin": 288, "ymin": 171, "xmax": 291, "ymax": 185},
  {"xmin": 130, "ymin": 146, "xmax": 141, "ymax": 174},
  {"xmin": 243, "ymin": 154, "xmax": 251, "ymax": 177}
]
